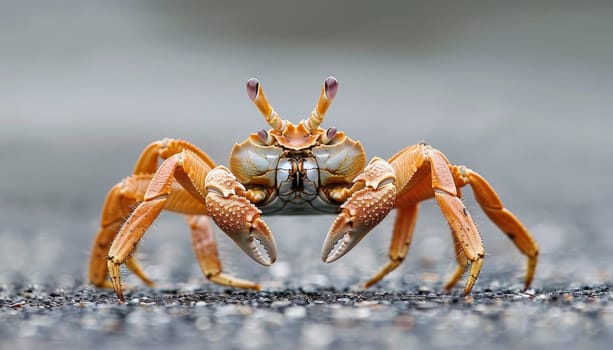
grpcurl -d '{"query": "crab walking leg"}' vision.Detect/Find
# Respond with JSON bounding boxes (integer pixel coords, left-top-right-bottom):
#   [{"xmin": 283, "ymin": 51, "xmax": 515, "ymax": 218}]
[
  {"xmin": 385, "ymin": 144, "xmax": 484, "ymax": 294},
  {"xmin": 89, "ymin": 176, "xmax": 208, "ymax": 288},
  {"xmin": 434, "ymin": 189, "xmax": 484, "ymax": 294},
  {"xmin": 188, "ymin": 215, "xmax": 260, "ymax": 290},
  {"xmin": 428, "ymin": 150, "xmax": 484, "ymax": 295},
  {"xmin": 364, "ymin": 204, "xmax": 419, "ymax": 288},
  {"xmin": 444, "ymin": 233, "xmax": 470, "ymax": 291},
  {"xmin": 453, "ymin": 166, "xmax": 539, "ymax": 289},
  {"xmin": 89, "ymin": 174, "xmax": 152, "ymax": 288},
  {"xmin": 107, "ymin": 151, "xmax": 211, "ymax": 301},
  {"xmin": 132, "ymin": 138, "xmax": 216, "ymax": 174},
  {"xmin": 90, "ymin": 138, "xmax": 216, "ymax": 289},
  {"xmin": 124, "ymin": 255, "xmax": 154, "ymax": 287}
]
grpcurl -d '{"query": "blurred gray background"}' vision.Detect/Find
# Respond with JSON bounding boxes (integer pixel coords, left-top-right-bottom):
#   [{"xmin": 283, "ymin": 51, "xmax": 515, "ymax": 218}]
[{"xmin": 0, "ymin": 0, "xmax": 612, "ymax": 295}]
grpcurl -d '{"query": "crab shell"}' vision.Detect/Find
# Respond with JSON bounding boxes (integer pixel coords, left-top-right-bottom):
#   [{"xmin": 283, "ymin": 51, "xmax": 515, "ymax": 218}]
[{"xmin": 228, "ymin": 123, "xmax": 367, "ymax": 214}]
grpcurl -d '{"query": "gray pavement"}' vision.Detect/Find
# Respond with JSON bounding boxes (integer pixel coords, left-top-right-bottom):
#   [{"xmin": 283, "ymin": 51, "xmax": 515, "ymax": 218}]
[{"xmin": 1, "ymin": 1, "xmax": 612, "ymax": 349}]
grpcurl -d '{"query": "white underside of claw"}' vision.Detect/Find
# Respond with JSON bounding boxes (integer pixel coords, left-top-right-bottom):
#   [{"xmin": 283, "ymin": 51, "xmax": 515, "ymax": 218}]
[
  {"xmin": 324, "ymin": 232, "xmax": 352, "ymax": 263},
  {"xmin": 248, "ymin": 235, "xmax": 274, "ymax": 266}
]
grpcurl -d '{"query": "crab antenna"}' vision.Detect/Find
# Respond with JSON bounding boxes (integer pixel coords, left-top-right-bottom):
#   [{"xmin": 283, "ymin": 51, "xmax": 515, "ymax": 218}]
[
  {"xmin": 304, "ymin": 77, "xmax": 338, "ymax": 132},
  {"xmin": 246, "ymin": 78, "xmax": 286, "ymax": 131}
]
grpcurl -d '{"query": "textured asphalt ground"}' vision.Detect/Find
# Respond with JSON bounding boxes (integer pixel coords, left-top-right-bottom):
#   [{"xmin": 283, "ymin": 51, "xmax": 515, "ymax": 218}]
[{"xmin": 1, "ymin": 275, "xmax": 611, "ymax": 350}]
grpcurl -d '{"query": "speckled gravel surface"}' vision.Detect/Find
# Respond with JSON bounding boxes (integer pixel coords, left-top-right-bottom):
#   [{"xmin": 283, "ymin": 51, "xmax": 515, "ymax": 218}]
[{"xmin": 1, "ymin": 277, "xmax": 611, "ymax": 350}]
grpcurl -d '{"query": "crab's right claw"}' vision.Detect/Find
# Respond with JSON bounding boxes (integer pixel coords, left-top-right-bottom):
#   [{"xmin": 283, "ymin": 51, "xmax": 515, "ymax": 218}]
[
  {"xmin": 205, "ymin": 166, "xmax": 277, "ymax": 266},
  {"xmin": 322, "ymin": 158, "xmax": 397, "ymax": 263}
]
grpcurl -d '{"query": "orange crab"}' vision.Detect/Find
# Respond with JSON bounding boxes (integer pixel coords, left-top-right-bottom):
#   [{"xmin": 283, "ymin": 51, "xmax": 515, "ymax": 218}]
[{"xmin": 89, "ymin": 77, "xmax": 539, "ymax": 301}]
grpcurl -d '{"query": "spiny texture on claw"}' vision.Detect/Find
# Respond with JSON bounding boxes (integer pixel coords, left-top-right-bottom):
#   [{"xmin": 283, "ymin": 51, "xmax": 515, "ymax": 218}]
[
  {"xmin": 205, "ymin": 167, "xmax": 277, "ymax": 266},
  {"xmin": 352, "ymin": 157, "xmax": 396, "ymax": 189},
  {"xmin": 322, "ymin": 158, "xmax": 397, "ymax": 263},
  {"xmin": 323, "ymin": 184, "xmax": 396, "ymax": 262}
]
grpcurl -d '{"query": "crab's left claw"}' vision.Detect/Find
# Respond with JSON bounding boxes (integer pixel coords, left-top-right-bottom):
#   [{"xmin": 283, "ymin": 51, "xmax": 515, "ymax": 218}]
[
  {"xmin": 205, "ymin": 166, "xmax": 277, "ymax": 266},
  {"xmin": 322, "ymin": 158, "xmax": 397, "ymax": 263}
]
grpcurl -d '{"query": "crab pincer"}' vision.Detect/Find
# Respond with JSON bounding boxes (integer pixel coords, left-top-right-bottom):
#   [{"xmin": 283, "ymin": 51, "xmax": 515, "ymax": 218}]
[
  {"xmin": 322, "ymin": 157, "xmax": 397, "ymax": 263},
  {"xmin": 205, "ymin": 166, "xmax": 277, "ymax": 266}
]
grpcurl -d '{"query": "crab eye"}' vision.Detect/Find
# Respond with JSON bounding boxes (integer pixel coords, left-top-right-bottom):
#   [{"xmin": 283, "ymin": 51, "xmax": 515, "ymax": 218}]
[
  {"xmin": 327, "ymin": 127, "xmax": 337, "ymax": 139},
  {"xmin": 324, "ymin": 77, "xmax": 338, "ymax": 99},
  {"xmin": 256, "ymin": 129, "xmax": 273, "ymax": 145},
  {"xmin": 246, "ymin": 78, "xmax": 259, "ymax": 101},
  {"xmin": 321, "ymin": 126, "xmax": 338, "ymax": 144}
]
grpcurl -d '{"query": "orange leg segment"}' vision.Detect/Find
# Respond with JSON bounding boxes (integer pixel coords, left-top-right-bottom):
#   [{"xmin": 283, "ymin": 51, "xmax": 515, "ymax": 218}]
[
  {"xmin": 106, "ymin": 151, "xmax": 211, "ymax": 301},
  {"xmin": 188, "ymin": 216, "xmax": 260, "ymax": 290},
  {"xmin": 428, "ymin": 149, "xmax": 484, "ymax": 295},
  {"xmin": 133, "ymin": 138, "xmax": 216, "ymax": 175},
  {"xmin": 364, "ymin": 204, "xmax": 418, "ymax": 288},
  {"xmin": 453, "ymin": 166, "xmax": 539, "ymax": 289},
  {"xmin": 370, "ymin": 144, "xmax": 485, "ymax": 294},
  {"xmin": 88, "ymin": 174, "xmax": 152, "ymax": 288},
  {"xmin": 444, "ymin": 234, "xmax": 470, "ymax": 291}
]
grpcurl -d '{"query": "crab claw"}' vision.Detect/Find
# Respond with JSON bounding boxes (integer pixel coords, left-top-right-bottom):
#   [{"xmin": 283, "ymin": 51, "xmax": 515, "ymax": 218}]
[
  {"xmin": 322, "ymin": 158, "xmax": 397, "ymax": 263},
  {"xmin": 205, "ymin": 166, "xmax": 277, "ymax": 266}
]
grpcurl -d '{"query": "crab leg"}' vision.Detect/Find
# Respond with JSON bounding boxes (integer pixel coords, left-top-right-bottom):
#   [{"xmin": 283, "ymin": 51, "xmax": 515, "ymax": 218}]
[
  {"xmin": 452, "ymin": 166, "xmax": 539, "ymax": 289},
  {"xmin": 132, "ymin": 138, "xmax": 216, "ymax": 174},
  {"xmin": 188, "ymin": 215, "xmax": 260, "ymax": 290},
  {"xmin": 429, "ymin": 149, "xmax": 484, "ymax": 294},
  {"xmin": 444, "ymin": 233, "xmax": 470, "ymax": 291},
  {"xmin": 364, "ymin": 204, "xmax": 419, "ymax": 288},
  {"xmin": 106, "ymin": 151, "xmax": 214, "ymax": 301},
  {"xmin": 89, "ymin": 139, "xmax": 215, "ymax": 288},
  {"xmin": 360, "ymin": 144, "xmax": 484, "ymax": 294},
  {"xmin": 89, "ymin": 174, "xmax": 154, "ymax": 288}
]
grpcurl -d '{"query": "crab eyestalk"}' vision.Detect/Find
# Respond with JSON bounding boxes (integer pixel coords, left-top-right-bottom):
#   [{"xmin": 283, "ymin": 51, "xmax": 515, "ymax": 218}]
[
  {"xmin": 246, "ymin": 78, "xmax": 286, "ymax": 132},
  {"xmin": 304, "ymin": 76, "xmax": 338, "ymax": 132}
]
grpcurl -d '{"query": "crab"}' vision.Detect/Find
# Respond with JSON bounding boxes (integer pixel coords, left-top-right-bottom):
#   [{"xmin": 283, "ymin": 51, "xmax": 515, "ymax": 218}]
[{"xmin": 89, "ymin": 77, "xmax": 539, "ymax": 301}]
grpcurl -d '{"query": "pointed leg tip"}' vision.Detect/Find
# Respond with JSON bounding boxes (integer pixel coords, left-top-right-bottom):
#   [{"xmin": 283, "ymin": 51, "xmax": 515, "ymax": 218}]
[
  {"xmin": 524, "ymin": 275, "xmax": 534, "ymax": 290},
  {"xmin": 363, "ymin": 274, "xmax": 384, "ymax": 289},
  {"xmin": 462, "ymin": 284, "xmax": 475, "ymax": 295},
  {"xmin": 462, "ymin": 279, "xmax": 476, "ymax": 295},
  {"xmin": 112, "ymin": 283, "xmax": 126, "ymax": 303}
]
